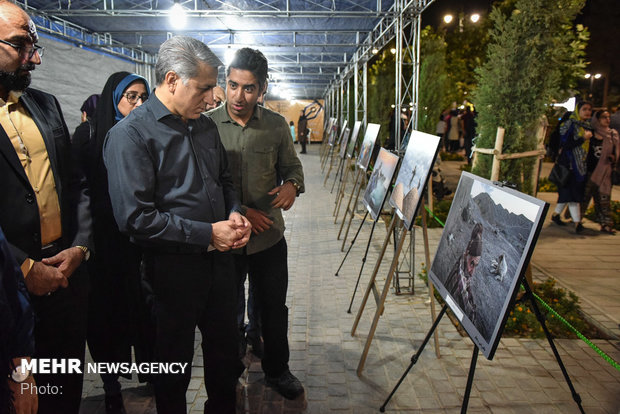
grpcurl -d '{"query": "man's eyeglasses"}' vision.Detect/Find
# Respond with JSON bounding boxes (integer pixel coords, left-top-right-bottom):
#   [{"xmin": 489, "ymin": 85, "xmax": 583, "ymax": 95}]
[
  {"xmin": 123, "ymin": 92, "xmax": 149, "ymax": 104},
  {"xmin": 0, "ymin": 39, "xmax": 44, "ymax": 59}
]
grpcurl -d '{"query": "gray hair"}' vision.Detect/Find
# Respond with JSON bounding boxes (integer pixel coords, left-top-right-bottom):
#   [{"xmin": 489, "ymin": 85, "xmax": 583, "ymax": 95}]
[{"xmin": 155, "ymin": 36, "xmax": 222, "ymax": 85}]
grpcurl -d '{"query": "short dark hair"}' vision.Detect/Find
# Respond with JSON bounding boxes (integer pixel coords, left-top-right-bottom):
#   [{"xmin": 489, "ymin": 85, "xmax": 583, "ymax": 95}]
[{"xmin": 227, "ymin": 47, "xmax": 268, "ymax": 90}]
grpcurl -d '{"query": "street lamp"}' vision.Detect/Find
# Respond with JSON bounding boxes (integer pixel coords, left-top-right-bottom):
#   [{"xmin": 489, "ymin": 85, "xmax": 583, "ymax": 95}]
[{"xmin": 443, "ymin": 12, "xmax": 481, "ymax": 32}]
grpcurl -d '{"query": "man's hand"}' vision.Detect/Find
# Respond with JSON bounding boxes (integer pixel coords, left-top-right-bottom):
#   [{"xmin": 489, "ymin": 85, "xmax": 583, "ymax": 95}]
[
  {"xmin": 24, "ymin": 261, "xmax": 68, "ymax": 296},
  {"xmin": 212, "ymin": 219, "xmax": 249, "ymax": 251},
  {"xmin": 229, "ymin": 212, "xmax": 252, "ymax": 249},
  {"xmin": 245, "ymin": 208, "xmax": 274, "ymax": 234},
  {"xmin": 41, "ymin": 247, "xmax": 85, "ymax": 279},
  {"xmin": 8, "ymin": 377, "xmax": 38, "ymax": 414},
  {"xmin": 269, "ymin": 181, "xmax": 297, "ymax": 211}
]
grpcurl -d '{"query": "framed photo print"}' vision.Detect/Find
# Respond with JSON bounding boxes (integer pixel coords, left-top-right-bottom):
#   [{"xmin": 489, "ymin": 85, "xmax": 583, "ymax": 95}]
[
  {"xmin": 346, "ymin": 121, "xmax": 362, "ymax": 159},
  {"xmin": 336, "ymin": 120, "xmax": 348, "ymax": 147},
  {"xmin": 388, "ymin": 130, "xmax": 440, "ymax": 230},
  {"xmin": 362, "ymin": 149, "xmax": 399, "ymax": 220},
  {"xmin": 428, "ymin": 172, "xmax": 548, "ymax": 359},
  {"xmin": 356, "ymin": 123, "xmax": 381, "ymax": 171},
  {"xmin": 338, "ymin": 128, "xmax": 352, "ymax": 159},
  {"xmin": 327, "ymin": 118, "xmax": 339, "ymax": 146}
]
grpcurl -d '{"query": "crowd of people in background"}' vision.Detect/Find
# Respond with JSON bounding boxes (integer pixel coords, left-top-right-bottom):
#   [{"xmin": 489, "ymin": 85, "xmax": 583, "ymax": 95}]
[
  {"xmin": 435, "ymin": 102, "xmax": 477, "ymax": 164},
  {"xmin": 550, "ymin": 101, "xmax": 620, "ymax": 235}
]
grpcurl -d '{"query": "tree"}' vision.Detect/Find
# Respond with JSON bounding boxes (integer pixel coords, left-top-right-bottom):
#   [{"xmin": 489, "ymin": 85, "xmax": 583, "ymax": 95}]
[
  {"xmin": 471, "ymin": 0, "xmax": 588, "ymax": 193},
  {"xmin": 444, "ymin": 13, "xmax": 491, "ymax": 106},
  {"xmin": 418, "ymin": 27, "xmax": 450, "ymax": 135},
  {"xmin": 368, "ymin": 45, "xmax": 396, "ymax": 146}
]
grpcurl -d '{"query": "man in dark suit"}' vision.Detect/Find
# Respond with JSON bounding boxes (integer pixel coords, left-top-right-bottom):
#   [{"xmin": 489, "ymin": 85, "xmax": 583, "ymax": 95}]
[{"xmin": 0, "ymin": 2, "xmax": 92, "ymax": 413}]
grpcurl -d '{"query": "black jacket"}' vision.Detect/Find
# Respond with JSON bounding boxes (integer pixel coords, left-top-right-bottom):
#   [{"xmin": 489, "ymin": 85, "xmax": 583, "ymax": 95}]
[{"xmin": 0, "ymin": 88, "xmax": 92, "ymax": 264}]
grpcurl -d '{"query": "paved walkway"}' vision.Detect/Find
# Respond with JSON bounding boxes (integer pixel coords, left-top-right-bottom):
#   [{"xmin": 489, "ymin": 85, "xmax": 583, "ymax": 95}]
[{"xmin": 80, "ymin": 145, "xmax": 620, "ymax": 413}]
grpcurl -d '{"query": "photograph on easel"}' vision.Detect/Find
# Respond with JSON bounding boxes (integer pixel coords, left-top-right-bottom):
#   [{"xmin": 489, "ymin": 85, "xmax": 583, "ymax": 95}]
[
  {"xmin": 336, "ymin": 120, "xmax": 348, "ymax": 147},
  {"xmin": 428, "ymin": 172, "xmax": 548, "ymax": 359},
  {"xmin": 346, "ymin": 121, "xmax": 362, "ymax": 158},
  {"xmin": 362, "ymin": 149, "xmax": 399, "ymax": 221},
  {"xmin": 356, "ymin": 123, "xmax": 381, "ymax": 171},
  {"xmin": 338, "ymin": 128, "xmax": 352, "ymax": 159},
  {"xmin": 388, "ymin": 130, "xmax": 441, "ymax": 230},
  {"xmin": 328, "ymin": 118, "xmax": 339, "ymax": 146}
]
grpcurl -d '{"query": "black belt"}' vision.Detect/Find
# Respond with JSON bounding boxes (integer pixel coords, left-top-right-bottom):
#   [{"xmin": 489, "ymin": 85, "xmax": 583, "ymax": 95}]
[
  {"xmin": 41, "ymin": 240, "xmax": 64, "ymax": 258},
  {"xmin": 144, "ymin": 244, "xmax": 214, "ymax": 255}
]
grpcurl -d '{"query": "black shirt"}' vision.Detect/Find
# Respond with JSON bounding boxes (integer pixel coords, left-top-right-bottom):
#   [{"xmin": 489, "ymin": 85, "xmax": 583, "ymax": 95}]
[
  {"xmin": 103, "ymin": 93, "xmax": 240, "ymax": 248},
  {"xmin": 587, "ymin": 135, "xmax": 604, "ymax": 173}
]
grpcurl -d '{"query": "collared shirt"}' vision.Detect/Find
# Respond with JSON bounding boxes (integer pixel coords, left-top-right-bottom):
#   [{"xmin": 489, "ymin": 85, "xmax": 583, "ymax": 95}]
[
  {"xmin": 0, "ymin": 91, "xmax": 62, "ymax": 247},
  {"xmin": 209, "ymin": 104, "xmax": 304, "ymax": 255},
  {"xmin": 103, "ymin": 93, "xmax": 240, "ymax": 248}
]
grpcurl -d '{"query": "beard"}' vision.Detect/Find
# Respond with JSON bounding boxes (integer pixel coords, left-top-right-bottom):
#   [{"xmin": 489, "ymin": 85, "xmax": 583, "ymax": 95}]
[{"xmin": 0, "ymin": 63, "xmax": 34, "ymax": 93}]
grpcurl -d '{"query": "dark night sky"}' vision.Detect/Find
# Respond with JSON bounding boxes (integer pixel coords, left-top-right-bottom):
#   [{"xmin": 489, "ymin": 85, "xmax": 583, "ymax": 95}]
[{"xmin": 419, "ymin": 0, "xmax": 620, "ymax": 106}]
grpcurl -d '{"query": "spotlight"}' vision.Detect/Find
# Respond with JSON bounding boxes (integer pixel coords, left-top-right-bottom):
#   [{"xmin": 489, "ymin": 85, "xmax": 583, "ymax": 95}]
[{"xmin": 169, "ymin": 1, "xmax": 187, "ymax": 30}]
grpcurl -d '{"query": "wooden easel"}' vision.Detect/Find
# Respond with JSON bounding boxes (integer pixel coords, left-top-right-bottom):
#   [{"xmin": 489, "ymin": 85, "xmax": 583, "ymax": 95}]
[
  {"xmin": 338, "ymin": 169, "xmax": 366, "ymax": 251},
  {"xmin": 380, "ymin": 277, "xmax": 585, "ymax": 413},
  {"xmin": 351, "ymin": 195, "xmax": 440, "ymax": 375},
  {"xmin": 323, "ymin": 145, "xmax": 338, "ymax": 186},
  {"xmin": 333, "ymin": 156, "xmax": 353, "ymax": 221}
]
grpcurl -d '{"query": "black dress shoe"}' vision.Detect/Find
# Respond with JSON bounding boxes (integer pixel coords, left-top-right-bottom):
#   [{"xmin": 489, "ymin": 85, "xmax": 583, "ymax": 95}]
[
  {"xmin": 105, "ymin": 393, "xmax": 127, "ymax": 414},
  {"xmin": 265, "ymin": 370, "xmax": 304, "ymax": 400},
  {"xmin": 575, "ymin": 222, "xmax": 584, "ymax": 233},
  {"xmin": 551, "ymin": 213, "xmax": 565, "ymax": 226}
]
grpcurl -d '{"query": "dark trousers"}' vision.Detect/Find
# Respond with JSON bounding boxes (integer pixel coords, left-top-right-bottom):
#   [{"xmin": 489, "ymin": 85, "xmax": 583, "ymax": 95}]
[
  {"xmin": 300, "ymin": 136, "xmax": 307, "ymax": 153},
  {"xmin": 234, "ymin": 238, "xmax": 290, "ymax": 377},
  {"xmin": 143, "ymin": 250, "xmax": 243, "ymax": 414},
  {"xmin": 31, "ymin": 266, "xmax": 88, "ymax": 414}
]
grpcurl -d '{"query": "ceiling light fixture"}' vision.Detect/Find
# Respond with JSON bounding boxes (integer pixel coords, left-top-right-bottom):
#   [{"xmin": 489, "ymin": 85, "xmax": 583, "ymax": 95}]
[{"xmin": 169, "ymin": 1, "xmax": 187, "ymax": 30}]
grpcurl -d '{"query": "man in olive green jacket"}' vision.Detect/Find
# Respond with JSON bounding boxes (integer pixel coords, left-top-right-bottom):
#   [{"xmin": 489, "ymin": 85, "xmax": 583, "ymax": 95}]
[{"xmin": 208, "ymin": 47, "xmax": 305, "ymax": 401}]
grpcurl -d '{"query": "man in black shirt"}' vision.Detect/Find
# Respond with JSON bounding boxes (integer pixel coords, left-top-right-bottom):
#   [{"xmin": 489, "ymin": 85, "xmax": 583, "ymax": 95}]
[{"xmin": 103, "ymin": 36, "xmax": 251, "ymax": 414}]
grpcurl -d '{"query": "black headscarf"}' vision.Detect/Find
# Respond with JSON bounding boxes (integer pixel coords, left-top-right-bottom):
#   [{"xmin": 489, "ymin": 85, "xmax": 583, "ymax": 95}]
[{"xmin": 93, "ymin": 71, "xmax": 149, "ymax": 155}]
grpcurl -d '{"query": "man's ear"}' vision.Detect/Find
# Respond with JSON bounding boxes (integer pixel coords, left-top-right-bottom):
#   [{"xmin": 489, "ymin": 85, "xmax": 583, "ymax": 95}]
[
  {"xmin": 165, "ymin": 71, "xmax": 179, "ymax": 93},
  {"xmin": 261, "ymin": 80, "xmax": 268, "ymax": 96}
]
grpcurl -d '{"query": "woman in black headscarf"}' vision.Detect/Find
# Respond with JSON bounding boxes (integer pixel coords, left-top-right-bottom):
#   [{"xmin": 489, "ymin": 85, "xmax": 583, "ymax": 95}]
[{"xmin": 72, "ymin": 72, "xmax": 150, "ymax": 414}]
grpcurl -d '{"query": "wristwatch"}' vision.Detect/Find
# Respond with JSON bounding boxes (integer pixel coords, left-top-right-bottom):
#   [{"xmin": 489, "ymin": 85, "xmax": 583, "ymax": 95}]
[
  {"xmin": 76, "ymin": 245, "xmax": 90, "ymax": 261},
  {"xmin": 9, "ymin": 364, "xmax": 31, "ymax": 383},
  {"xmin": 288, "ymin": 180, "xmax": 301, "ymax": 196}
]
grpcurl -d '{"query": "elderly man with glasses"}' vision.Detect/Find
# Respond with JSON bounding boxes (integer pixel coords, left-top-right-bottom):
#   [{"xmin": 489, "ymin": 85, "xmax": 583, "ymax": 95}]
[{"xmin": 0, "ymin": 1, "xmax": 92, "ymax": 413}]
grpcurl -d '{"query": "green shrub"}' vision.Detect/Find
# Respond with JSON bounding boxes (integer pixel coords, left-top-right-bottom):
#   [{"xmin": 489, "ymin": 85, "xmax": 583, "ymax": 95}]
[
  {"xmin": 415, "ymin": 199, "xmax": 452, "ymax": 228},
  {"xmin": 440, "ymin": 151, "xmax": 464, "ymax": 161},
  {"xmin": 503, "ymin": 278, "xmax": 588, "ymax": 339},
  {"xmin": 537, "ymin": 176, "xmax": 557, "ymax": 192}
]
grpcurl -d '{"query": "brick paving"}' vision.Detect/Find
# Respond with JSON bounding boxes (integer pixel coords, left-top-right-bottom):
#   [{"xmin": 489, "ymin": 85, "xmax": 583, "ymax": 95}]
[{"xmin": 80, "ymin": 145, "xmax": 620, "ymax": 413}]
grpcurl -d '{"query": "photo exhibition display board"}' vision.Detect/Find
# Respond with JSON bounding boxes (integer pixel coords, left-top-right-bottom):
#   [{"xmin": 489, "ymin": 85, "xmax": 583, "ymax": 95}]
[
  {"xmin": 346, "ymin": 121, "xmax": 363, "ymax": 159},
  {"xmin": 388, "ymin": 130, "xmax": 440, "ymax": 230},
  {"xmin": 356, "ymin": 123, "xmax": 381, "ymax": 171},
  {"xmin": 338, "ymin": 128, "xmax": 352, "ymax": 159},
  {"xmin": 336, "ymin": 120, "xmax": 348, "ymax": 147},
  {"xmin": 327, "ymin": 118, "xmax": 338, "ymax": 146},
  {"xmin": 362, "ymin": 149, "xmax": 399, "ymax": 221},
  {"xmin": 428, "ymin": 172, "xmax": 548, "ymax": 359}
]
